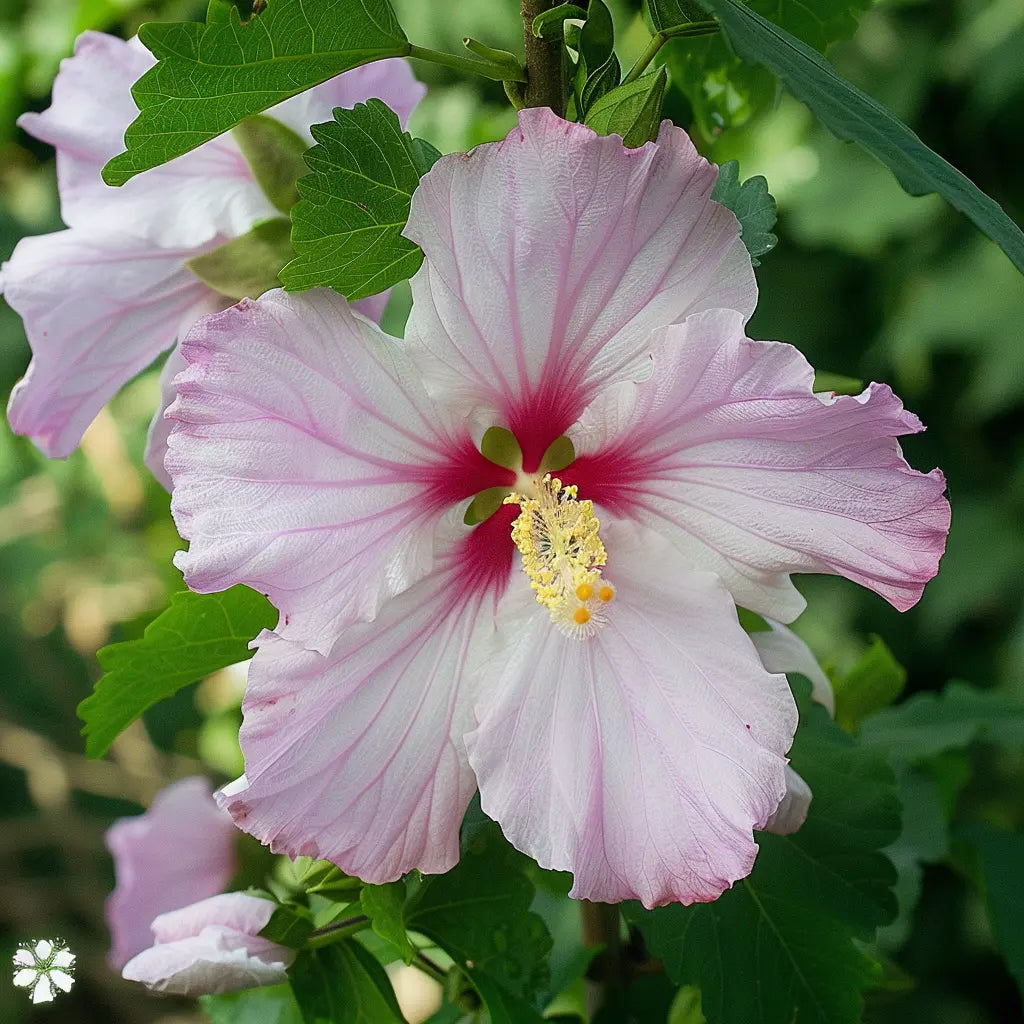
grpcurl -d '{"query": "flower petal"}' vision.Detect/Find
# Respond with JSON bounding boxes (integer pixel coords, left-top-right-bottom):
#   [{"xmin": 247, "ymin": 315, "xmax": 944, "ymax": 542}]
[
  {"xmin": 167, "ymin": 288, "xmax": 512, "ymax": 650},
  {"xmin": 20, "ymin": 32, "xmax": 274, "ymax": 247},
  {"xmin": 403, "ymin": 108, "xmax": 755, "ymax": 468},
  {"xmin": 750, "ymin": 618, "xmax": 835, "ymax": 716},
  {"xmin": 267, "ymin": 57, "xmax": 425, "ymax": 140},
  {"xmin": 763, "ymin": 766, "xmax": 812, "ymax": 835},
  {"xmin": 122, "ymin": 929, "xmax": 291, "ymax": 997},
  {"xmin": 2, "ymin": 228, "xmax": 219, "ymax": 458},
  {"xmin": 467, "ymin": 521, "xmax": 796, "ymax": 909},
  {"xmin": 105, "ymin": 777, "xmax": 237, "ymax": 969},
  {"xmin": 569, "ymin": 308, "xmax": 950, "ymax": 621},
  {"xmin": 216, "ymin": 518, "xmax": 507, "ymax": 881},
  {"xmin": 150, "ymin": 892, "xmax": 276, "ymax": 944}
]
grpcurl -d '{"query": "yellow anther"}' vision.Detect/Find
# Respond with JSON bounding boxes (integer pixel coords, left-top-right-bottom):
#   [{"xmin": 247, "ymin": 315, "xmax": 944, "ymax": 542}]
[
  {"xmin": 598, "ymin": 585, "xmax": 615, "ymax": 603},
  {"xmin": 505, "ymin": 474, "xmax": 615, "ymax": 638}
]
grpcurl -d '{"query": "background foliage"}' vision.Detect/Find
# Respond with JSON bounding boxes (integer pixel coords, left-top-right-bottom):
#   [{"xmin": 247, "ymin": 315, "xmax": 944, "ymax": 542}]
[{"xmin": 0, "ymin": 0, "xmax": 1022, "ymax": 1021}]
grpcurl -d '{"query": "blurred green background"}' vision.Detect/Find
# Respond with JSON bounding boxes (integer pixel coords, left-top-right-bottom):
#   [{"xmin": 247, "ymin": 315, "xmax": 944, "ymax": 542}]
[{"xmin": 0, "ymin": 0, "xmax": 1022, "ymax": 1021}]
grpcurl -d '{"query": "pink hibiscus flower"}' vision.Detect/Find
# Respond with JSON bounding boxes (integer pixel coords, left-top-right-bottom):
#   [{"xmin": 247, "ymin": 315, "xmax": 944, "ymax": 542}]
[
  {"xmin": 122, "ymin": 892, "xmax": 294, "ymax": 996},
  {"xmin": 106, "ymin": 777, "xmax": 238, "ymax": 969},
  {"xmin": 0, "ymin": 31, "xmax": 424, "ymax": 484},
  {"xmin": 165, "ymin": 109, "xmax": 949, "ymax": 908}
]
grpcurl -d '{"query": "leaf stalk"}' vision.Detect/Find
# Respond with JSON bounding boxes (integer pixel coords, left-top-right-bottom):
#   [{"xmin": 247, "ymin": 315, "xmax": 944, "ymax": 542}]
[
  {"xmin": 408, "ymin": 44, "xmax": 526, "ymax": 82},
  {"xmin": 621, "ymin": 21, "xmax": 720, "ymax": 85}
]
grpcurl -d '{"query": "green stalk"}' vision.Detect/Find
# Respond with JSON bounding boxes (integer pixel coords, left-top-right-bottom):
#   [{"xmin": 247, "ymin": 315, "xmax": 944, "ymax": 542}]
[
  {"xmin": 621, "ymin": 21, "xmax": 720, "ymax": 85},
  {"xmin": 305, "ymin": 914, "xmax": 370, "ymax": 950},
  {"xmin": 408, "ymin": 44, "xmax": 526, "ymax": 83}
]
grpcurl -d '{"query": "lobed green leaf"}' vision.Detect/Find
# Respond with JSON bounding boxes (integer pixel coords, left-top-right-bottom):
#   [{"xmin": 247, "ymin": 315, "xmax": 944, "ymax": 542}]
[
  {"xmin": 78, "ymin": 586, "xmax": 275, "ymax": 758},
  {"xmin": 280, "ymin": 100, "xmax": 426, "ymax": 299},
  {"xmin": 102, "ymin": 0, "xmax": 409, "ymax": 184},
  {"xmin": 710, "ymin": 160, "xmax": 777, "ymax": 265},
  {"xmin": 406, "ymin": 819, "xmax": 552, "ymax": 1011}
]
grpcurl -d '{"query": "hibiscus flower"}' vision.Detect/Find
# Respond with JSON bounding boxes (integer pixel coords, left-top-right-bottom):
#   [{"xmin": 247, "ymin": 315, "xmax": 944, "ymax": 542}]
[
  {"xmin": 165, "ymin": 109, "xmax": 949, "ymax": 908},
  {"xmin": 0, "ymin": 31, "xmax": 423, "ymax": 484}
]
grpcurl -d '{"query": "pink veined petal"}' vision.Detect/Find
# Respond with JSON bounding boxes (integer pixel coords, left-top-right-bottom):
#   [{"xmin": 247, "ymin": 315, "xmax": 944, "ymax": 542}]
[
  {"xmin": 123, "ymin": 894, "xmax": 293, "ymax": 998},
  {"xmin": 763, "ymin": 766, "xmax": 812, "ymax": 836},
  {"xmin": 267, "ymin": 57, "xmax": 426, "ymax": 140},
  {"xmin": 19, "ymin": 32, "xmax": 274, "ymax": 248},
  {"xmin": 146, "ymin": 297, "xmax": 391, "ymax": 493},
  {"xmin": 467, "ymin": 520, "xmax": 797, "ymax": 909},
  {"xmin": 105, "ymin": 777, "xmax": 237, "ymax": 969},
  {"xmin": 1, "ymin": 227, "xmax": 221, "ymax": 459},
  {"xmin": 403, "ymin": 108, "xmax": 756, "ymax": 469},
  {"xmin": 167, "ymin": 288, "xmax": 513, "ymax": 651},
  {"xmin": 216, "ymin": 514, "xmax": 511, "ymax": 882},
  {"xmin": 568, "ymin": 308, "xmax": 950, "ymax": 622},
  {"xmin": 150, "ymin": 892, "xmax": 276, "ymax": 944},
  {"xmin": 144, "ymin": 291, "xmax": 227, "ymax": 489},
  {"xmin": 750, "ymin": 618, "xmax": 835, "ymax": 716}
]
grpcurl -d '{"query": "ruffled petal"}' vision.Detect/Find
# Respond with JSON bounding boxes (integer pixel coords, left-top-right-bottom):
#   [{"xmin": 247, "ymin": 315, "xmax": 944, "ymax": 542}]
[
  {"xmin": 403, "ymin": 108, "xmax": 755, "ymax": 468},
  {"xmin": 216, "ymin": 521, "xmax": 504, "ymax": 881},
  {"xmin": 267, "ymin": 57, "xmax": 425, "ymax": 140},
  {"xmin": 105, "ymin": 778, "xmax": 237, "ymax": 969},
  {"xmin": 467, "ymin": 521, "xmax": 796, "ymax": 909},
  {"xmin": 750, "ymin": 618, "xmax": 835, "ymax": 716},
  {"xmin": 569, "ymin": 309, "xmax": 950, "ymax": 621},
  {"xmin": 2, "ymin": 228, "xmax": 219, "ymax": 458},
  {"xmin": 168, "ymin": 288, "xmax": 512, "ymax": 650},
  {"xmin": 124, "ymin": 893, "xmax": 290, "ymax": 995},
  {"xmin": 149, "ymin": 892, "xmax": 276, "ymax": 943},
  {"xmin": 20, "ymin": 32, "xmax": 273, "ymax": 248},
  {"xmin": 763, "ymin": 766, "xmax": 812, "ymax": 836}
]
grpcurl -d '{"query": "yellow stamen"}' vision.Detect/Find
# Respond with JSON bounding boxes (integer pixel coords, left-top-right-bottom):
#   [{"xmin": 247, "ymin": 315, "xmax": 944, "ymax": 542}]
[{"xmin": 504, "ymin": 474, "xmax": 615, "ymax": 638}]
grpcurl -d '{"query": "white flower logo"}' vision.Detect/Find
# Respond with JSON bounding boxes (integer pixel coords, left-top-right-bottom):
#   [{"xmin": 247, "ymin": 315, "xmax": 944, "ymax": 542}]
[{"xmin": 12, "ymin": 938, "xmax": 76, "ymax": 1003}]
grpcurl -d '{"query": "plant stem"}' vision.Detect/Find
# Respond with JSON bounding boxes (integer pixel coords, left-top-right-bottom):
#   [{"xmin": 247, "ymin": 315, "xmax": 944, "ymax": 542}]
[
  {"xmin": 408, "ymin": 44, "xmax": 527, "ymax": 83},
  {"xmin": 521, "ymin": 0, "xmax": 565, "ymax": 115},
  {"xmin": 621, "ymin": 21, "xmax": 720, "ymax": 85},
  {"xmin": 413, "ymin": 951, "xmax": 448, "ymax": 985},
  {"xmin": 580, "ymin": 901, "xmax": 624, "ymax": 1017},
  {"xmin": 305, "ymin": 914, "xmax": 370, "ymax": 949}
]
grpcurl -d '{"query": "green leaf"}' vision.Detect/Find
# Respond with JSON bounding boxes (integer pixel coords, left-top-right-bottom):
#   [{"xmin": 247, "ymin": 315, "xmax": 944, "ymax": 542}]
[
  {"xmin": 411, "ymin": 137, "xmax": 443, "ymax": 176},
  {"xmin": 960, "ymin": 823, "xmax": 1024, "ymax": 1001},
  {"xmin": 576, "ymin": 0, "xmax": 619, "ymax": 115},
  {"xmin": 710, "ymin": 160, "xmax": 777, "ymax": 265},
  {"xmin": 259, "ymin": 905, "xmax": 315, "ymax": 950},
  {"xmin": 406, "ymin": 820, "xmax": 552, "ymax": 1008},
  {"xmin": 663, "ymin": 0, "xmax": 868, "ymax": 135},
  {"xmin": 465, "ymin": 971, "xmax": 548, "ymax": 1024},
  {"xmin": 102, "ymin": 0, "xmax": 410, "ymax": 184},
  {"xmin": 201, "ymin": 984, "xmax": 304, "ymax": 1024},
  {"xmin": 280, "ymin": 100, "xmax": 425, "ymax": 300},
  {"xmin": 78, "ymin": 586, "xmax": 275, "ymax": 758},
  {"xmin": 233, "ymin": 115, "xmax": 309, "ymax": 215},
  {"xmin": 290, "ymin": 941, "xmax": 404, "ymax": 1024},
  {"xmin": 361, "ymin": 881, "xmax": 415, "ymax": 964},
  {"xmin": 186, "ymin": 218, "xmax": 293, "ymax": 300},
  {"xmin": 647, "ymin": 0, "xmax": 707, "ymax": 32},
  {"xmin": 624, "ymin": 678, "xmax": 901, "ymax": 1024},
  {"xmin": 859, "ymin": 681, "xmax": 1024, "ymax": 763},
  {"xmin": 584, "ymin": 68, "xmax": 668, "ymax": 148},
  {"xmin": 831, "ymin": 636, "xmax": 907, "ymax": 733},
  {"xmin": 532, "ymin": 3, "xmax": 587, "ymax": 41},
  {"xmin": 694, "ymin": 0, "xmax": 1024, "ymax": 275}
]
